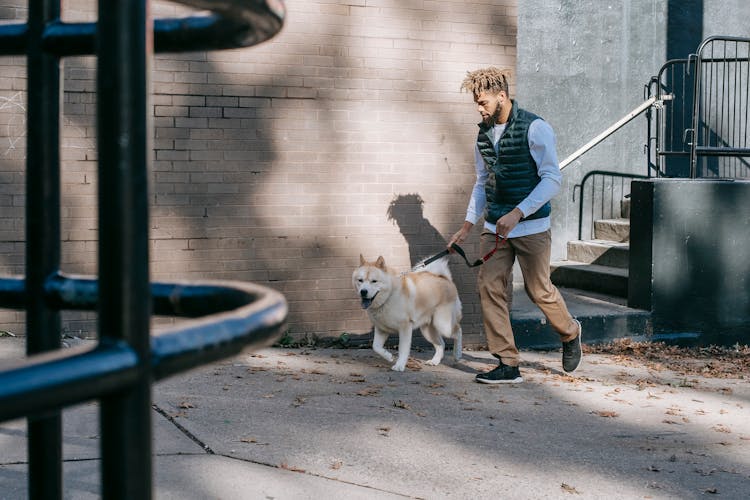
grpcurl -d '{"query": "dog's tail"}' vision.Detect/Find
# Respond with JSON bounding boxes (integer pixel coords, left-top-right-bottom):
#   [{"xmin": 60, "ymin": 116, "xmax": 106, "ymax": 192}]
[{"xmin": 417, "ymin": 256, "xmax": 452, "ymax": 280}]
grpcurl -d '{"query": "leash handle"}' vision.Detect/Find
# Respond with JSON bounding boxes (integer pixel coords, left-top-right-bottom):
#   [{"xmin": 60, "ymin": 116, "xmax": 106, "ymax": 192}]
[
  {"xmin": 417, "ymin": 233, "xmax": 508, "ymax": 271},
  {"xmin": 451, "ymin": 232, "xmax": 506, "ymax": 268}
]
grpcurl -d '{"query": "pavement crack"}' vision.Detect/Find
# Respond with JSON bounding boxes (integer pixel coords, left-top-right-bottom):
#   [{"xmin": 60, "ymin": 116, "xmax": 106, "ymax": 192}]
[
  {"xmin": 152, "ymin": 404, "xmax": 214, "ymax": 455},
  {"xmin": 216, "ymin": 453, "xmax": 417, "ymax": 498}
]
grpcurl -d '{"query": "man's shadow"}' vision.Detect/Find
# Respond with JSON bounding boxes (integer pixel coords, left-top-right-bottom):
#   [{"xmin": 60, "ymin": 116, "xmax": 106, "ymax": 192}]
[{"xmin": 386, "ymin": 193, "xmax": 448, "ymax": 267}]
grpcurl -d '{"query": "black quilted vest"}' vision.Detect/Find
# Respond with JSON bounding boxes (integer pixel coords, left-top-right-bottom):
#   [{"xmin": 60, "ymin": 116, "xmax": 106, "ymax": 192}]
[{"xmin": 476, "ymin": 102, "xmax": 551, "ymax": 224}]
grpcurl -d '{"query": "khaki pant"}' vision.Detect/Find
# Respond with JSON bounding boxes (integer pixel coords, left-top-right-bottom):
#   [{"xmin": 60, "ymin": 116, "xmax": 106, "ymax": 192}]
[{"xmin": 478, "ymin": 229, "xmax": 579, "ymax": 366}]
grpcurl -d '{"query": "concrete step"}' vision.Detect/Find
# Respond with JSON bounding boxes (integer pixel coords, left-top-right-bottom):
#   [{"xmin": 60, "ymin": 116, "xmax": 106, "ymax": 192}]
[
  {"xmin": 508, "ymin": 285, "xmax": 651, "ymax": 349},
  {"xmin": 550, "ymin": 260, "xmax": 628, "ymax": 298},
  {"xmin": 566, "ymin": 239, "xmax": 629, "ymax": 268},
  {"xmin": 594, "ymin": 218, "xmax": 630, "ymax": 242}
]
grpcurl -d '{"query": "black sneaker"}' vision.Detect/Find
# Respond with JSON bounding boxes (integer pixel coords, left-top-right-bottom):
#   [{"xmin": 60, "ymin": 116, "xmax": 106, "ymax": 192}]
[
  {"xmin": 562, "ymin": 319, "xmax": 582, "ymax": 372},
  {"xmin": 475, "ymin": 361, "xmax": 523, "ymax": 384}
]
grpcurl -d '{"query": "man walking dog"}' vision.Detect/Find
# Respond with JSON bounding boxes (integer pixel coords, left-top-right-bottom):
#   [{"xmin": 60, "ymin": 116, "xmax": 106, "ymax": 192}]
[{"xmin": 449, "ymin": 67, "xmax": 582, "ymax": 384}]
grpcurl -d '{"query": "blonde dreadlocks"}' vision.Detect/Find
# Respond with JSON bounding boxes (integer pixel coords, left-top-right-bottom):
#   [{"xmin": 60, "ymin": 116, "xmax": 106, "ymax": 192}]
[{"xmin": 460, "ymin": 67, "xmax": 511, "ymax": 95}]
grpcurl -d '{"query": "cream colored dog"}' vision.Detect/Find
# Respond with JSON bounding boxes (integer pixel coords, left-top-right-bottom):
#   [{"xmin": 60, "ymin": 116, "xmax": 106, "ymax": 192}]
[{"xmin": 352, "ymin": 254, "xmax": 462, "ymax": 371}]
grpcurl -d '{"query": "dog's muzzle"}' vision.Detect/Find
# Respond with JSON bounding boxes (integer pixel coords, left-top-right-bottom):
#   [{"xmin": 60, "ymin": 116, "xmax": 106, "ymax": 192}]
[{"xmin": 360, "ymin": 290, "xmax": 377, "ymax": 309}]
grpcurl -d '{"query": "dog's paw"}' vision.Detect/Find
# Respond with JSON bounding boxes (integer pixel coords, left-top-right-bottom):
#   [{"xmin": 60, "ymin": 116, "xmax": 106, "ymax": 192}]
[
  {"xmin": 391, "ymin": 363, "xmax": 406, "ymax": 372},
  {"xmin": 424, "ymin": 359, "xmax": 440, "ymax": 366}
]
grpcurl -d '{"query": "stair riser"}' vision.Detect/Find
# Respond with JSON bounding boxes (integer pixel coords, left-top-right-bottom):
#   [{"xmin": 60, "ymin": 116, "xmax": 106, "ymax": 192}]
[
  {"xmin": 594, "ymin": 220, "xmax": 630, "ymax": 242},
  {"xmin": 567, "ymin": 242, "xmax": 629, "ymax": 268},
  {"xmin": 551, "ymin": 266, "xmax": 628, "ymax": 298}
]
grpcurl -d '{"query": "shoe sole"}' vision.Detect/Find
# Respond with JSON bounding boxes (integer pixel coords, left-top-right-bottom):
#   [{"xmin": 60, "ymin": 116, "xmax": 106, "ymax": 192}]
[{"xmin": 475, "ymin": 376, "xmax": 523, "ymax": 384}]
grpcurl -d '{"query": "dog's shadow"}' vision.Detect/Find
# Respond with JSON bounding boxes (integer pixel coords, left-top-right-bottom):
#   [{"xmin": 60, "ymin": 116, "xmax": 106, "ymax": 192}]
[{"xmin": 387, "ymin": 193, "xmax": 447, "ymax": 267}]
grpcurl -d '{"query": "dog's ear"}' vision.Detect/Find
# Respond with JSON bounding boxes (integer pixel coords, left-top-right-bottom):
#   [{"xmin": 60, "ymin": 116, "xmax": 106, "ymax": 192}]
[
  {"xmin": 359, "ymin": 254, "xmax": 366, "ymax": 265},
  {"xmin": 375, "ymin": 256, "xmax": 386, "ymax": 269}
]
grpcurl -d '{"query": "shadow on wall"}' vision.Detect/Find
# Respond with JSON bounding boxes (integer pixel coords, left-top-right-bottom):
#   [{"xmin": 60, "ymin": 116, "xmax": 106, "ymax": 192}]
[
  {"xmin": 386, "ymin": 193, "xmax": 447, "ymax": 267},
  {"xmin": 386, "ymin": 193, "xmax": 477, "ymax": 333}
]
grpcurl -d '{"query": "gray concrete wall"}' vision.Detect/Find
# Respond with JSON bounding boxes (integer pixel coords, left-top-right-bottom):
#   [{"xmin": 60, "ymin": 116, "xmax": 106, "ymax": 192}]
[
  {"xmin": 517, "ymin": 0, "xmax": 668, "ymax": 260},
  {"xmin": 701, "ymin": 0, "xmax": 750, "ymax": 41},
  {"xmin": 518, "ymin": 1, "xmax": 750, "ymax": 260}
]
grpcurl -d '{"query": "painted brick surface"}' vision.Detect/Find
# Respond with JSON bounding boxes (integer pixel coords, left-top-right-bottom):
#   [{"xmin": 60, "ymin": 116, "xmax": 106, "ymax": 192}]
[{"xmin": 0, "ymin": 0, "xmax": 518, "ymax": 344}]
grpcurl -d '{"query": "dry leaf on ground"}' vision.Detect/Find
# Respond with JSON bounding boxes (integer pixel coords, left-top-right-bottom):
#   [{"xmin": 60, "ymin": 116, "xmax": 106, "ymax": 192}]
[
  {"xmin": 561, "ymin": 483, "xmax": 581, "ymax": 494},
  {"xmin": 586, "ymin": 340, "xmax": 750, "ymax": 378}
]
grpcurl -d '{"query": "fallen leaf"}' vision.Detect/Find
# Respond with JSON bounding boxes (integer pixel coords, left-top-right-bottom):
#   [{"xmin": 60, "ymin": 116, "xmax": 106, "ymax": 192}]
[
  {"xmin": 356, "ymin": 387, "xmax": 381, "ymax": 397},
  {"xmin": 279, "ymin": 462, "xmax": 306, "ymax": 473},
  {"xmin": 561, "ymin": 483, "xmax": 581, "ymax": 494},
  {"xmin": 331, "ymin": 460, "xmax": 343, "ymax": 470},
  {"xmin": 406, "ymin": 358, "xmax": 422, "ymax": 371},
  {"xmin": 393, "ymin": 400, "xmax": 411, "ymax": 410},
  {"xmin": 592, "ymin": 410, "xmax": 619, "ymax": 418},
  {"xmin": 178, "ymin": 402, "xmax": 194, "ymax": 409}
]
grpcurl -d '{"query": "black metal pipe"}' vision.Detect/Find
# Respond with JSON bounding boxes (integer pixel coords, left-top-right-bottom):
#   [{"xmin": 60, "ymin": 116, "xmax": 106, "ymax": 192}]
[
  {"xmin": 0, "ymin": 23, "xmax": 27, "ymax": 55},
  {"xmin": 694, "ymin": 146, "xmax": 750, "ymax": 157},
  {"xmin": 0, "ymin": 1, "xmax": 288, "ymax": 498},
  {"xmin": 0, "ymin": 281, "xmax": 287, "ymax": 416},
  {"xmin": 0, "ymin": 343, "xmax": 139, "ymax": 422},
  {"xmin": 151, "ymin": 283, "xmax": 287, "ymax": 380},
  {"xmin": 96, "ymin": 0, "xmax": 152, "ymax": 497},
  {"xmin": 0, "ymin": 277, "xmax": 25, "ymax": 309},
  {"xmin": 26, "ymin": 0, "xmax": 63, "ymax": 497},
  {"xmin": 0, "ymin": 0, "xmax": 284, "ymax": 57}
]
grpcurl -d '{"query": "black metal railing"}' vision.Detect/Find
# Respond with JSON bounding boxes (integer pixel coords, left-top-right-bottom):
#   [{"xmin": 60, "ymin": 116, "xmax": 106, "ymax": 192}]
[
  {"xmin": 646, "ymin": 58, "xmax": 695, "ymax": 177},
  {"xmin": 0, "ymin": 1, "xmax": 287, "ymax": 499},
  {"xmin": 573, "ymin": 170, "xmax": 649, "ymax": 241},
  {"xmin": 646, "ymin": 36, "xmax": 750, "ymax": 179},
  {"xmin": 690, "ymin": 36, "xmax": 750, "ymax": 179}
]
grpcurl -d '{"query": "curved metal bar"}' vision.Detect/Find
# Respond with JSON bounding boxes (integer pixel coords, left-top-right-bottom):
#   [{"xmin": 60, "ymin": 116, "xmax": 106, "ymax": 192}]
[
  {"xmin": 0, "ymin": 23, "xmax": 27, "ymax": 55},
  {"xmin": 0, "ymin": 0, "xmax": 285, "ymax": 56},
  {"xmin": 0, "ymin": 342, "xmax": 139, "ymax": 422},
  {"xmin": 37, "ymin": 273, "xmax": 281, "ymax": 316},
  {"xmin": 151, "ymin": 279, "xmax": 287, "ymax": 380},
  {"xmin": 0, "ymin": 278, "xmax": 287, "ymax": 418},
  {"xmin": 0, "ymin": 277, "xmax": 25, "ymax": 309},
  {"xmin": 160, "ymin": 0, "xmax": 285, "ymax": 51}
]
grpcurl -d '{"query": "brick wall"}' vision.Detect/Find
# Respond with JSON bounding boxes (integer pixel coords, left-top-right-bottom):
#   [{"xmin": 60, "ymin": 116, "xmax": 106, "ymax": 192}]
[{"xmin": 0, "ymin": 0, "xmax": 518, "ymax": 345}]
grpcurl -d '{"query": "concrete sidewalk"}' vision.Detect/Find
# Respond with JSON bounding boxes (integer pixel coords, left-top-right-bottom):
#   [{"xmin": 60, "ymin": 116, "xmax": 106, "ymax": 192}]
[{"xmin": 1, "ymin": 336, "xmax": 749, "ymax": 499}]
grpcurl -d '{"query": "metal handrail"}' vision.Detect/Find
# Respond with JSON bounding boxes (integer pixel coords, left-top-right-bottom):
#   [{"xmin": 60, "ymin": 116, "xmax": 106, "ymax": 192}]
[
  {"xmin": 573, "ymin": 170, "xmax": 649, "ymax": 240},
  {"xmin": 560, "ymin": 95, "xmax": 670, "ymax": 170}
]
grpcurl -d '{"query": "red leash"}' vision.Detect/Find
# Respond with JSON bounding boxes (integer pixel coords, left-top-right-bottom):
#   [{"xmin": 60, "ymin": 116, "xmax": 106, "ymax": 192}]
[
  {"xmin": 415, "ymin": 233, "xmax": 508, "ymax": 270},
  {"xmin": 475, "ymin": 232, "xmax": 507, "ymax": 265}
]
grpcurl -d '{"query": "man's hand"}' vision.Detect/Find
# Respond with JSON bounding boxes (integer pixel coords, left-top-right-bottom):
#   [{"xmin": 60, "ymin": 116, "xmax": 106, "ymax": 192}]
[
  {"xmin": 495, "ymin": 207, "xmax": 524, "ymax": 238},
  {"xmin": 448, "ymin": 221, "xmax": 474, "ymax": 251}
]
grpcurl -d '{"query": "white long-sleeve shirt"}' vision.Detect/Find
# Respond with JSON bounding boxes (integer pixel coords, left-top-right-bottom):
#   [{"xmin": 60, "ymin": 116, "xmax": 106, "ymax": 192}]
[{"xmin": 465, "ymin": 118, "xmax": 562, "ymax": 237}]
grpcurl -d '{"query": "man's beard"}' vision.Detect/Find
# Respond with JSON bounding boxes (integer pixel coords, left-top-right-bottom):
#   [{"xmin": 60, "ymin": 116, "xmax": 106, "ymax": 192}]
[{"xmin": 483, "ymin": 103, "xmax": 503, "ymax": 125}]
